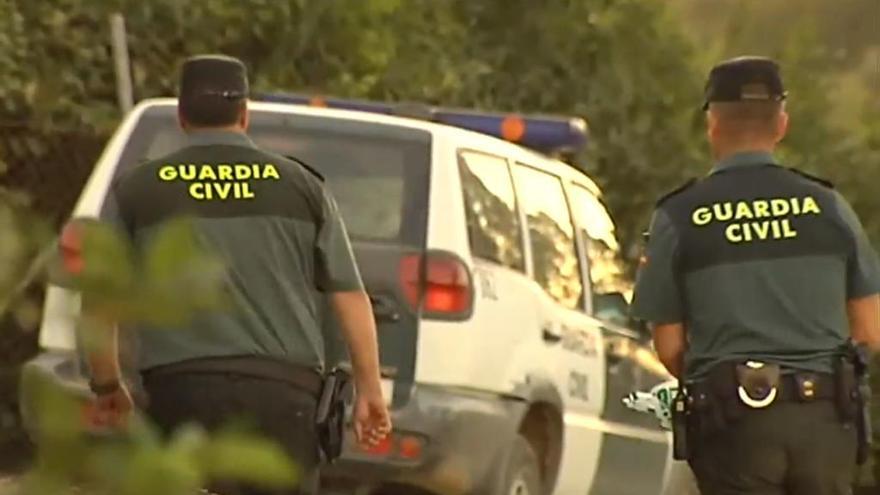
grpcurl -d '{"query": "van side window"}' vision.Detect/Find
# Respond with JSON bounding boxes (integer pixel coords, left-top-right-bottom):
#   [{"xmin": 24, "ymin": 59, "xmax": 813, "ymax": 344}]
[
  {"xmin": 458, "ymin": 151, "xmax": 525, "ymax": 271},
  {"xmin": 513, "ymin": 164, "xmax": 584, "ymax": 310},
  {"xmin": 569, "ymin": 185, "xmax": 629, "ymax": 312}
]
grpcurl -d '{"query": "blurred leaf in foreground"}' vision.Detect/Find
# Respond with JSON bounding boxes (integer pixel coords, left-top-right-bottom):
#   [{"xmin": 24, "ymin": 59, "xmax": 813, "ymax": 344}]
[
  {"xmin": 21, "ymin": 214, "xmax": 299, "ymax": 494},
  {"xmin": 47, "ymin": 216, "xmax": 228, "ymax": 327},
  {"xmin": 19, "ymin": 355, "xmax": 299, "ymax": 495},
  {"xmin": 197, "ymin": 428, "xmax": 300, "ymax": 489},
  {"xmin": 138, "ymin": 216, "xmax": 229, "ymax": 327}
]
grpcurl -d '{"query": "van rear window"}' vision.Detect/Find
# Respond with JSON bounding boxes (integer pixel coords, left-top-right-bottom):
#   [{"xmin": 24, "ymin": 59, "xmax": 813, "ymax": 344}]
[{"xmin": 115, "ymin": 105, "xmax": 431, "ymax": 245}]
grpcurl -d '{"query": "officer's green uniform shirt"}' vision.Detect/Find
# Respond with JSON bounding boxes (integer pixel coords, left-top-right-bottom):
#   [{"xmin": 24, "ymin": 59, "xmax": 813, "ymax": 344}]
[
  {"xmin": 632, "ymin": 151, "xmax": 880, "ymax": 379},
  {"xmin": 107, "ymin": 130, "xmax": 363, "ymax": 371}
]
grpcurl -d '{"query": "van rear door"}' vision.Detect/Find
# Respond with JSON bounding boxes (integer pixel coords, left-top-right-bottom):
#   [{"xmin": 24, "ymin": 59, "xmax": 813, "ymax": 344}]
[{"xmin": 249, "ymin": 112, "xmax": 432, "ymax": 406}]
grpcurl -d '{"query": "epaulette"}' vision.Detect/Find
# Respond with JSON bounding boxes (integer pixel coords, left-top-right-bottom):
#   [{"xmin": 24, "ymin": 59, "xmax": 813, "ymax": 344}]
[
  {"xmin": 284, "ymin": 155, "xmax": 325, "ymax": 182},
  {"xmin": 655, "ymin": 178, "xmax": 697, "ymax": 207},
  {"xmin": 784, "ymin": 167, "xmax": 834, "ymax": 189}
]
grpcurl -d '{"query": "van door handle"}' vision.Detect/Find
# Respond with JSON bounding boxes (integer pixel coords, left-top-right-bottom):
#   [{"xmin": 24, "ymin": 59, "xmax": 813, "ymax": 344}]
[
  {"xmin": 369, "ymin": 295, "xmax": 400, "ymax": 323},
  {"xmin": 542, "ymin": 324, "xmax": 562, "ymax": 344}
]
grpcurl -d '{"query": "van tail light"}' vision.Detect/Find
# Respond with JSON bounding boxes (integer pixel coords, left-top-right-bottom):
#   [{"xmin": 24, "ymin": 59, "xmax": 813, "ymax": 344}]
[
  {"xmin": 361, "ymin": 435, "xmax": 394, "ymax": 456},
  {"xmin": 399, "ymin": 252, "xmax": 473, "ymax": 318},
  {"xmin": 355, "ymin": 432, "xmax": 426, "ymax": 462},
  {"xmin": 59, "ymin": 222, "xmax": 85, "ymax": 275},
  {"xmin": 398, "ymin": 435, "xmax": 424, "ymax": 460}
]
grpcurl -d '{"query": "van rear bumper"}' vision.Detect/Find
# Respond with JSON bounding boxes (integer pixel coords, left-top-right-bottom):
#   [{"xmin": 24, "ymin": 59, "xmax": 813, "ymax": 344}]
[{"xmin": 321, "ymin": 384, "xmax": 528, "ymax": 495}]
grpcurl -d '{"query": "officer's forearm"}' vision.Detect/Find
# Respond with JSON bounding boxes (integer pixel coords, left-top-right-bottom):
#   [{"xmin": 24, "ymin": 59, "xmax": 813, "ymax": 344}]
[
  {"xmin": 330, "ymin": 290, "xmax": 383, "ymax": 394},
  {"xmin": 848, "ymin": 294, "xmax": 880, "ymax": 352},
  {"xmin": 652, "ymin": 323, "xmax": 687, "ymax": 379}
]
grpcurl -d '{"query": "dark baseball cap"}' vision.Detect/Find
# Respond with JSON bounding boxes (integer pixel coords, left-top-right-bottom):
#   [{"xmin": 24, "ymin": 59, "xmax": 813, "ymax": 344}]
[
  {"xmin": 179, "ymin": 54, "xmax": 249, "ymax": 100},
  {"xmin": 703, "ymin": 56, "xmax": 786, "ymax": 110}
]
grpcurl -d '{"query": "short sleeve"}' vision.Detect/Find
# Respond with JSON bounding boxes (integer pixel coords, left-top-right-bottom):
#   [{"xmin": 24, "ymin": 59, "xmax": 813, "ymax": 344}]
[
  {"xmin": 631, "ymin": 209, "xmax": 684, "ymax": 324},
  {"xmin": 833, "ymin": 192, "xmax": 880, "ymax": 298},
  {"xmin": 314, "ymin": 188, "xmax": 364, "ymax": 292}
]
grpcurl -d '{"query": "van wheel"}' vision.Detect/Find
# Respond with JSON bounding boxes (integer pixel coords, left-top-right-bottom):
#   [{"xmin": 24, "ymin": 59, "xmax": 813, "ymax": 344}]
[{"xmin": 501, "ymin": 436, "xmax": 542, "ymax": 495}]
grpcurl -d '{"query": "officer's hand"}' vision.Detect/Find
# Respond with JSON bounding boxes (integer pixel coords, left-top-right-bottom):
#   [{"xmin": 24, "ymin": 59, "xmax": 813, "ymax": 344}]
[
  {"xmin": 91, "ymin": 384, "xmax": 134, "ymax": 430},
  {"xmin": 353, "ymin": 388, "xmax": 392, "ymax": 449}
]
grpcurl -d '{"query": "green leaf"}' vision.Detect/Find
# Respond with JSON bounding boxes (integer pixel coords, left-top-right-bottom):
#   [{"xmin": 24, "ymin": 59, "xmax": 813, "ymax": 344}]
[
  {"xmin": 19, "ymin": 470, "xmax": 69, "ymax": 495},
  {"xmin": 142, "ymin": 217, "xmax": 216, "ymax": 286},
  {"xmin": 136, "ymin": 217, "xmax": 227, "ymax": 326},
  {"xmin": 198, "ymin": 429, "xmax": 299, "ymax": 488},
  {"xmin": 22, "ymin": 372, "xmax": 85, "ymax": 443},
  {"xmin": 166, "ymin": 423, "xmax": 210, "ymax": 458},
  {"xmin": 53, "ymin": 218, "xmax": 136, "ymax": 302},
  {"xmin": 119, "ymin": 447, "xmax": 203, "ymax": 495}
]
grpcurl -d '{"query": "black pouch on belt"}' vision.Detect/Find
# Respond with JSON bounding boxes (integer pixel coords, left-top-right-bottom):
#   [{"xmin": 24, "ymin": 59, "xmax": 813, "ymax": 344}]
[
  {"xmin": 704, "ymin": 361, "xmax": 751, "ymax": 424},
  {"xmin": 315, "ymin": 368, "xmax": 353, "ymax": 463},
  {"xmin": 735, "ymin": 361, "xmax": 781, "ymax": 410}
]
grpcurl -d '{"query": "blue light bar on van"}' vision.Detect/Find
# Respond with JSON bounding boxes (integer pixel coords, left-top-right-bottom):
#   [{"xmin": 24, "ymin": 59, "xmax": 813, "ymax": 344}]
[{"xmin": 256, "ymin": 92, "xmax": 588, "ymax": 154}]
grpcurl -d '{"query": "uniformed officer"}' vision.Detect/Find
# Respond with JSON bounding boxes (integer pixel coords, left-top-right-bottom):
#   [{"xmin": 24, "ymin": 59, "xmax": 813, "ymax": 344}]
[
  {"xmin": 85, "ymin": 55, "xmax": 391, "ymax": 494},
  {"xmin": 632, "ymin": 56, "xmax": 880, "ymax": 495}
]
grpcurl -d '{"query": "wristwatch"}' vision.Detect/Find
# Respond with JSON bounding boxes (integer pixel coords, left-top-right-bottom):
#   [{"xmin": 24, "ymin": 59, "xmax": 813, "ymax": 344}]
[{"xmin": 89, "ymin": 378, "xmax": 121, "ymax": 396}]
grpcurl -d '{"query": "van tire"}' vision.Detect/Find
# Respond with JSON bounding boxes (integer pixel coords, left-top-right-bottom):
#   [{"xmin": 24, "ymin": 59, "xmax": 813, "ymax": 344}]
[{"xmin": 500, "ymin": 436, "xmax": 542, "ymax": 495}]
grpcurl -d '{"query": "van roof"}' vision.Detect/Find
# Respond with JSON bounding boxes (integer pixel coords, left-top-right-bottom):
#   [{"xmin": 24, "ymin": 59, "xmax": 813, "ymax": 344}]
[{"xmin": 133, "ymin": 98, "xmax": 602, "ymax": 196}]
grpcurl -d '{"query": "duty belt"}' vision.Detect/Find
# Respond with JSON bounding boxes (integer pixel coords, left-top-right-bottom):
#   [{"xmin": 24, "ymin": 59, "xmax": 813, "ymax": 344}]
[
  {"xmin": 689, "ymin": 370, "xmax": 837, "ymax": 409},
  {"xmin": 142, "ymin": 355, "xmax": 324, "ymax": 397},
  {"xmin": 674, "ymin": 349, "xmax": 871, "ymax": 462}
]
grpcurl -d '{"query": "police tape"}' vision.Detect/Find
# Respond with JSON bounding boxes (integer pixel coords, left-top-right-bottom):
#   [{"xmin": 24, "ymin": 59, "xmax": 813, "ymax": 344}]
[{"xmin": 622, "ymin": 379, "xmax": 679, "ymax": 430}]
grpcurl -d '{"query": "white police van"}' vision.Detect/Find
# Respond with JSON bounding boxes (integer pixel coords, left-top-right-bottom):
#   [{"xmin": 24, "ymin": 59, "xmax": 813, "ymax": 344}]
[{"xmin": 22, "ymin": 94, "xmax": 676, "ymax": 494}]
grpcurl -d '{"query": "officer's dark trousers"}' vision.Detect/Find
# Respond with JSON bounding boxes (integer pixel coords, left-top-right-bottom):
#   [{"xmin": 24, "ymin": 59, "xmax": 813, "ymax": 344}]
[
  {"xmin": 142, "ymin": 372, "xmax": 320, "ymax": 495},
  {"xmin": 688, "ymin": 401, "xmax": 857, "ymax": 495}
]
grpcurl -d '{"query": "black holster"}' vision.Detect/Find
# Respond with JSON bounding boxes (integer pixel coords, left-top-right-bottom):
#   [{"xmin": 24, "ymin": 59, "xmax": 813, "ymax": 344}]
[
  {"xmin": 692, "ymin": 362, "xmax": 749, "ymax": 428},
  {"xmin": 834, "ymin": 341, "xmax": 872, "ymax": 465},
  {"xmin": 315, "ymin": 367, "xmax": 353, "ymax": 463},
  {"xmin": 674, "ymin": 361, "xmax": 771, "ymax": 460},
  {"xmin": 671, "ymin": 385, "xmax": 691, "ymax": 460}
]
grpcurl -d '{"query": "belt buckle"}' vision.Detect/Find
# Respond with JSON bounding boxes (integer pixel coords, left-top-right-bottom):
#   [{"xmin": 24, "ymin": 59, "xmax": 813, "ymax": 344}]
[{"xmin": 736, "ymin": 361, "xmax": 779, "ymax": 409}]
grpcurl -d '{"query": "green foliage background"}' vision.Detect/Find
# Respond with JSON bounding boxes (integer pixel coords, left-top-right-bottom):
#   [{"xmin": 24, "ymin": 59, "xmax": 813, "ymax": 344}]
[
  {"xmin": 0, "ymin": 0, "xmax": 877, "ymax": 488},
  {"xmin": 0, "ymin": 0, "xmax": 710, "ymax": 260},
  {"xmin": 677, "ymin": 0, "xmax": 880, "ymax": 250},
  {"xmin": 2, "ymin": 0, "xmax": 877, "ymax": 251}
]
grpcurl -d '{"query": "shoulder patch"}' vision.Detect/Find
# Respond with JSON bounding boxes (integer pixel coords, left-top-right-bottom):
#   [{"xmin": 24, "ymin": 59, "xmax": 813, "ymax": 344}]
[
  {"xmin": 284, "ymin": 155, "xmax": 324, "ymax": 182},
  {"xmin": 655, "ymin": 178, "xmax": 697, "ymax": 206},
  {"xmin": 783, "ymin": 167, "xmax": 834, "ymax": 189}
]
